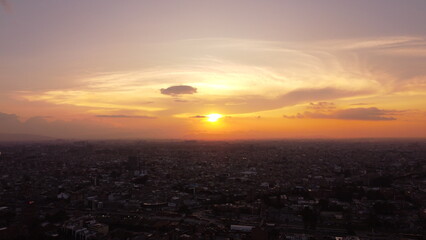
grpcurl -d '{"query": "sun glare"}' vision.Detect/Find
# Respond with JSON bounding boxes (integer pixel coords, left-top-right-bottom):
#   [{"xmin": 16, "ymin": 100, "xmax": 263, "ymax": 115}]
[{"xmin": 206, "ymin": 113, "xmax": 223, "ymax": 122}]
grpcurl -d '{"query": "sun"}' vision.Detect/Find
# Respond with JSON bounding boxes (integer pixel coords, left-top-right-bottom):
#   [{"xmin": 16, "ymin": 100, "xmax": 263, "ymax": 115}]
[{"xmin": 206, "ymin": 113, "xmax": 223, "ymax": 122}]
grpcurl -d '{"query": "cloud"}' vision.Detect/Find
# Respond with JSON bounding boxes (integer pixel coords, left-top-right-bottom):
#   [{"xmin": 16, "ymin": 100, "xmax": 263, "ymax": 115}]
[
  {"xmin": 350, "ymin": 103, "xmax": 371, "ymax": 106},
  {"xmin": 279, "ymin": 88, "xmax": 363, "ymax": 103},
  {"xmin": 285, "ymin": 106, "xmax": 398, "ymax": 121},
  {"xmin": 0, "ymin": 112, "xmax": 19, "ymax": 123},
  {"xmin": 95, "ymin": 115, "xmax": 156, "ymax": 119},
  {"xmin": 0, "ymin": 112, "xmax": 139, "ymax": 139},
  {"xmin": 160, "ymin": 85, "xmax": 197, "ymax": 96},
  {"xmin": 307, "ymin": 102, "xmax": 335, "ymax": 110},
  {"xmin": 154, "ymin": 87, "xmax": 374, "ymax": 117},
  {"xmin": 330, "ymin": 108, "xmax": 397, "ymax": 121},
  {"xmin": 190, "ymin": 115, "xmax": 206, "ymax": 118},
  {"xmin": 335, "ymin": 36, "xmax": 423, "ymax": 50},
  {"xmin": 215, "ymin": 87, "xmax": 372, "ymax": 114}
]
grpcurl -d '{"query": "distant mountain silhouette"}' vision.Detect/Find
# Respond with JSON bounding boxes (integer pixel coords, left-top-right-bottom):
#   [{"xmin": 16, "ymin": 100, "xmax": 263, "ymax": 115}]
[{"xmin": 0, "ymin": 133, "xmax": 53, "ymax": 142}]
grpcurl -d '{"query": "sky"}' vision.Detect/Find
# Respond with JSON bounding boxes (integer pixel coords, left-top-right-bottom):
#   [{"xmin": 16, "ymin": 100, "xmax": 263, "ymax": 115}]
[{"xmin": 0, "ymin": 0, "xmax": 425, "ymax": 139}]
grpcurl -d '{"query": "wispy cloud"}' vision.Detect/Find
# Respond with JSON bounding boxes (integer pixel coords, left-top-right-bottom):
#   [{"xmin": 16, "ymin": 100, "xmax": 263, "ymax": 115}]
[
  {"xmin": 15, "ymin": 37, "xmax": 426, "ymax": 118},
  {"xmin": 284, "ymin": 104, "xmax": 399, "ymax": 121},
  {"xmin": 333, "ymin": 36, "xmax": 423, "ymax": 50},
  {"xmin": 96, "ymin": 115, "xmax": 156, "ymax": 119}
]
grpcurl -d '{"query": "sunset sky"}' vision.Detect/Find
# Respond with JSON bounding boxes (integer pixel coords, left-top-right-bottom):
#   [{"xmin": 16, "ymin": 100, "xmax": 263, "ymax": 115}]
[{"xmin": 0, "ymin": 0, "xmax": 425, "ymax": 139}]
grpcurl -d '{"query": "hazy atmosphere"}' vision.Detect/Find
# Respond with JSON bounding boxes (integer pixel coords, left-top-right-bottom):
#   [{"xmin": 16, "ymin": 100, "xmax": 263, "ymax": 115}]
[{"xmin": 1, "ymin": 0, "xmax": 425, "ymax": 139}]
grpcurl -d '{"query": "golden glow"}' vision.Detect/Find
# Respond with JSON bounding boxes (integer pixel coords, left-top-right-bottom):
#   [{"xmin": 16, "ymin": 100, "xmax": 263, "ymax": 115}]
[
  {"xmin": 206, "ymin": 113, "xmax": 223, "ymax": 122},
  {"xmin": 5, "ymin": 38, "xmax": 426, "ymax": 139}
]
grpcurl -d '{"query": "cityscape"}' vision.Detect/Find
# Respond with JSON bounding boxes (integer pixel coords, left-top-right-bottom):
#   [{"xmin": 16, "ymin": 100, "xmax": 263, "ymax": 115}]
[
  {"xmin": 1, "ymin": 1, "xmax": 426, "ymax": 239},
  {"xmin": 0, "ymin": 139, "xmax": 425, "ymax": 239}
]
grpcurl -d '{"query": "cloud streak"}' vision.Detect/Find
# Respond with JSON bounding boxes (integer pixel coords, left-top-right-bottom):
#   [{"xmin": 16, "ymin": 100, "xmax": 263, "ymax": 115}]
[
  {"xmin": 285, "ymin": 106, "xmax": 398, "ymax": 121},
  {"xmin": 189, "ymin": 115, "xmax": 206, "ymax": 118},
  {"xmin": 96, "ymin": 115, "xmax": 156, "ymax": 119}
]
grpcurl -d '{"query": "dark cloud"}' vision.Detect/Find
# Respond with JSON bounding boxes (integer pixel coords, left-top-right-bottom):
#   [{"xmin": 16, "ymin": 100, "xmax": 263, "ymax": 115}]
[
  {"xmin": 307, "ymin": 102, "xmax": 335, "ymax": 110},
  {"xmin": 95, "ymin": 115, "xmax": 156, "ymax": 119},
  {"xmin": 190, "ymin": 115, "xmax": 206, "ymax": 118},
  {"xmin": 283, "ymin": 113, "xmax": 305, "ymax": 119},
  {"xmin": 160, "ymin": 85, "xmax": 197, "ymax": 96},
  {"xmin": 285, "ymin": 107, "xmax": 397, "ymax": 121}
]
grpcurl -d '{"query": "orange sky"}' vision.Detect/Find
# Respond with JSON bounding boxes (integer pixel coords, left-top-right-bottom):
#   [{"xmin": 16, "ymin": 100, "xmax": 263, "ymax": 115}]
[{"xmin": 0, "ymin": 1, "xmax": 425, "ymax": 139}]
